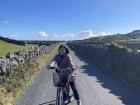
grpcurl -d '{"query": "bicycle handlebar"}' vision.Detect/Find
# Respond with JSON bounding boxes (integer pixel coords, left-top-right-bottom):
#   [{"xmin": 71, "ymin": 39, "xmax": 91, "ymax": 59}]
[
  {"xmin": 49, "ymin": 67, "xmax": 73, "ymax": 74},
  {"xmin": 49, "ymin": 67, "xmax": 71, "ymax": 70}
]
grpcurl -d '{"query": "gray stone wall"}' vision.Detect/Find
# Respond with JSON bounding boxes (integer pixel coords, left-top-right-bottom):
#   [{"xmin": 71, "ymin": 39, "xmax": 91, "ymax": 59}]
[{"xmin": 0, "ymin": 45, "xmax": 52, "ymax": 76}]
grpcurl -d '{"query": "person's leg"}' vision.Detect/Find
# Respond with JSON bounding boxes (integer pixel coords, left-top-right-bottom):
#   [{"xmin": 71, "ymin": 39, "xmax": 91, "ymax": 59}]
[
  {"xmin": 69, "ymin": 81, "xmax": 80, "ymax": 100},
  {"xmin": 63, "ymin": 85, "xmax": 70, "ymax": 104}
]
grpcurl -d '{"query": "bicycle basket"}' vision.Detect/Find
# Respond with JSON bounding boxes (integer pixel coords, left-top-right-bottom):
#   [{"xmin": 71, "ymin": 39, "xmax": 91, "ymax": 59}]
[
  {"xmin": 53, "ymin": 72, "xmax": 60, "ymax": 87},
  {"xmin": 53, "ymin": 69, "xmax": 72, "ymax": 87}
]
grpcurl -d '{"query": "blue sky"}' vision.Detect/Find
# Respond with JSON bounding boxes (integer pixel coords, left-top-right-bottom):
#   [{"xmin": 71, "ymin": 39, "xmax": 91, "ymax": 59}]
[{"xmin": 0, "ymin": 0, "xmax": 140, "ymax": 40}]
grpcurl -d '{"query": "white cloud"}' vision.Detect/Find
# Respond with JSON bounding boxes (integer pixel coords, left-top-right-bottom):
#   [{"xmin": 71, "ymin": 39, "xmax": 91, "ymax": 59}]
[
  {"xmin": 37, "ymin": 30, "xmax": 112, "ymax": 41},
  {"xmin": 53, "ymin": 34, "xmax": 59, "ymax": 37},
  {"xmin": 9, "ymin": 34, "xmax": 19, "ymax": 38},
  {"xmin": 0, "ymin": 21, "xmax": 10, "ymax": 24},
  {"xmin": 78, "ymin": 30, "xmax": 112, "ymax": 40},
  {"xmin": 38, "ymin": 31, "xmax": 48, "ymax": 37},
  {"xmin": 97, "ymin": 32, "xmax": 111, "ymax": 36},
  {"xmin": 79, "ymin": 30, "xmax": 96, "ymax": 39},
  {"xmin": 68, "ymin": 33, "xmax": 76, "ymax": 38},
  {"xmin": 52, "ymin": 33, "xmax": 77, "ymax": 40}
]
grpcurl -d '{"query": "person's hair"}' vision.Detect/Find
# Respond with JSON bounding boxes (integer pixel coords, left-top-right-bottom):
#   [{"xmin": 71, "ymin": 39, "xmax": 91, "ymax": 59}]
[{"xmin": 58, "ymin": 45, "xmax": 69, "ymax": 54}]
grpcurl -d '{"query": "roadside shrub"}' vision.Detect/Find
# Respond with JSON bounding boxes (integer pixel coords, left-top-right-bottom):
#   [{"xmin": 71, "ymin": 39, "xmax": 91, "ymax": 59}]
[
  {"xmin": 0, "ymin": 45, "xmax": 58, "ymax": 105},
  {"xmin": 68, "ymin": 43, "xmax": 140, "ymax": 90}
]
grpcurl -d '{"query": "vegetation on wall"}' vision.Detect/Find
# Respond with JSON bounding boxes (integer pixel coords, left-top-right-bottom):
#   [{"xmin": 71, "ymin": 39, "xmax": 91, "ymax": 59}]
[
  {"xmin": 68, "ymin": 43, "xmax": 140, "ymax": 90},
  {"xmin": 0, "ymin": 45, "xmax": 58, "ymax": 105}
]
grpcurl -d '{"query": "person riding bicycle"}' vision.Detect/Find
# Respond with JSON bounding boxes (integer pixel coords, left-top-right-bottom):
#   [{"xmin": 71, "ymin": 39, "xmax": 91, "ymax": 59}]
[{"xmin": 47, "ymin": 45, "xmax": 81, "ymax": 105}]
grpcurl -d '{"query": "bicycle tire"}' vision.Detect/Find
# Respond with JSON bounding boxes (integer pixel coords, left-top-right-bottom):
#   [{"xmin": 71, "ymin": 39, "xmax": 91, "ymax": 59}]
[
  {"xmin": 66, "ymin": 84, "xmax": 70, "ymax": 103},
  {"xmin": 64, "ymin": 84, "xmax": 70, "ymax": 103},
  {"xmin": 56, "ymin": 87, "xmax": 60, "ymax": 105},
  {"xmin": 56, "ymin": 87, "xmax": 64, "ymax": 105}
]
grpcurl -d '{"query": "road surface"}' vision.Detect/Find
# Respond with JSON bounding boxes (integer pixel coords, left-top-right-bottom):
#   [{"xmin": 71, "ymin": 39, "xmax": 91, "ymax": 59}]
[{"xmin": 13, "ymin": 47, "xmax": 140, "ymax": 105}]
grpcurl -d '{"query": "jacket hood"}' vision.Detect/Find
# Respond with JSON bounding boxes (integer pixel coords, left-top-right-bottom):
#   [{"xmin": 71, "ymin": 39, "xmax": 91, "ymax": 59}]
[{"xmin": 58, "ymin": 45, "xmax": 69, "ymax": 54}]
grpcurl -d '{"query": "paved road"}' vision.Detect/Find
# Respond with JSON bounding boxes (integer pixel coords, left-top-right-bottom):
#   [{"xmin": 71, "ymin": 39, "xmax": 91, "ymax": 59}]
[{"xmin": 13, "ymin": 47, "xmax": 140, "ymax": 105}]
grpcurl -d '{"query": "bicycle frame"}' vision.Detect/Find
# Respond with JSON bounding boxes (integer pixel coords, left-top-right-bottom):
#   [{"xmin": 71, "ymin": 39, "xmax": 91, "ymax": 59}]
[
  {"xmin": 50, "ymin": 67, "xmax": 72, "ymax": 105},
  {"xmin": 56, "ymin": 84, "xmax": 70, "ymax": 105}
]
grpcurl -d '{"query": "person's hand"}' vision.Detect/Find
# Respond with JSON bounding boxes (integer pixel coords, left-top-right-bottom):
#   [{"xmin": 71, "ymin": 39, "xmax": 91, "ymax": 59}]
[
  {"xmin": 70, "ymin": 71, "xmax": 77, "ymax": 81},
  {"xmin": 72, "ymin": 67, "xmax": 76, "ymax": 71},
  {"xmin": 47, "ymin": 61, "xmax": 56, "ymax": 69},
  {"xmin": 47, "ymin": 64, "xmax": 52, "ymax": 69},
  {"xmin": 71, "ymin": 71, "xmax": 77, "ymax": 76}
]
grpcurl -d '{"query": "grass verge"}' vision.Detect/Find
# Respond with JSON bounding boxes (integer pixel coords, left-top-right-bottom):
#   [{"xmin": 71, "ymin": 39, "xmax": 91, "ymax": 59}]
[
  {"xmin": 0, "ymin": 45, "xmax": 58, "ymax": 105},
  {"xmin": 0, "ymin": 40, "xmax": 33, "ymax": 58}
]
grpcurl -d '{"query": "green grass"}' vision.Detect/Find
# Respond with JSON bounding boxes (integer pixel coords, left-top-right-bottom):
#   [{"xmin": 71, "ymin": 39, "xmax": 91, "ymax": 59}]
[
  {"xmin": 0, "ymin": 40, "xmax": 33, "ymax": 57},
  {"xmin": 0, "ymin": 45, "xmax": 58, "ymax": 105}
]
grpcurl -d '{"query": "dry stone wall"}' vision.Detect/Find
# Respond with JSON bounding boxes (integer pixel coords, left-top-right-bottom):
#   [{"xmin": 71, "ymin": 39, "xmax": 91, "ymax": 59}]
[{"xmin": 0, "ymin": 44, "xmax": 53, "ymax": 76}]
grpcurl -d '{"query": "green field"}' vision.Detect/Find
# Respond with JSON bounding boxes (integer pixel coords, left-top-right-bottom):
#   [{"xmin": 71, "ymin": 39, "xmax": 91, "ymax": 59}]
[{"xmin": 0, "ymin": 40, "xmax": 33, "ymax": 57}]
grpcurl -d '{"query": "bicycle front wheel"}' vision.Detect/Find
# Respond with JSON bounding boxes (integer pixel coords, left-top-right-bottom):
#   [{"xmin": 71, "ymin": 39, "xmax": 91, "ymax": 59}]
[{"xmin": 56, "ymin": 87, "xmax": 64, "ymax": 105}]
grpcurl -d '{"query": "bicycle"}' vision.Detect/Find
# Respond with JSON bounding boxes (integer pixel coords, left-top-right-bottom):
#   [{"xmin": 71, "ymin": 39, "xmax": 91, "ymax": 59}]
[{"xmin": 50, "ymin": 67, "xmax": 73, "ymax": 105}]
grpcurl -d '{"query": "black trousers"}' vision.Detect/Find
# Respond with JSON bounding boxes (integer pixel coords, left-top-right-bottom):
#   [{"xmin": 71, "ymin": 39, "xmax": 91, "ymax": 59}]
[
  {"xmin": 69, "ymin": 81, "xmax": 80, "ymax": 100},
  {"xmin": 63, "ymin": 80, "xmax": 80, "ymax": 100}
]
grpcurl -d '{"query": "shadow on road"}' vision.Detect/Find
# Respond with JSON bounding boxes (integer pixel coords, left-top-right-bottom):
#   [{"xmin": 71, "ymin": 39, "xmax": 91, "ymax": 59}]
[
  {"xmin": 38, "ymin": 100, "xmax": 56, "ymax": 105},
  {"xmin": 69, "ymin": 47, "xmax": 140, "ymax": 105}
]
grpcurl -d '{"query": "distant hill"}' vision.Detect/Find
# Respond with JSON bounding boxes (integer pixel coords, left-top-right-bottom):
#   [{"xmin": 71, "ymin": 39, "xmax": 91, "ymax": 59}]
[
  {"xmin": 126, "ymin": 30, "xmax": 140, "ymax": 40},
  {"xmin": 0, "ymin": 35, "xmax": 61, "ymax": 45},
  {"xmin": 128, "ymin": 30, "xmax": 140, "ymax": 36},
  {"xmin": 79, "ymin": 30, "xmax": 140, "ymax": 44},
  {"xmin": 0, "ymin": 36, "xmax": 26, "ymax": 45},
  {"xmin": 69, "ymin": 30, "xmax": 140, "ymax": 50}
]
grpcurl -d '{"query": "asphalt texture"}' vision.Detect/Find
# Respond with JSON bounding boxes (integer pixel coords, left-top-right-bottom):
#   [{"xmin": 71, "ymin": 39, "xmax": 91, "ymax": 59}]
[{"xmin": 13, "ymin": 47, "xmax": 140, "ymax": 105}]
